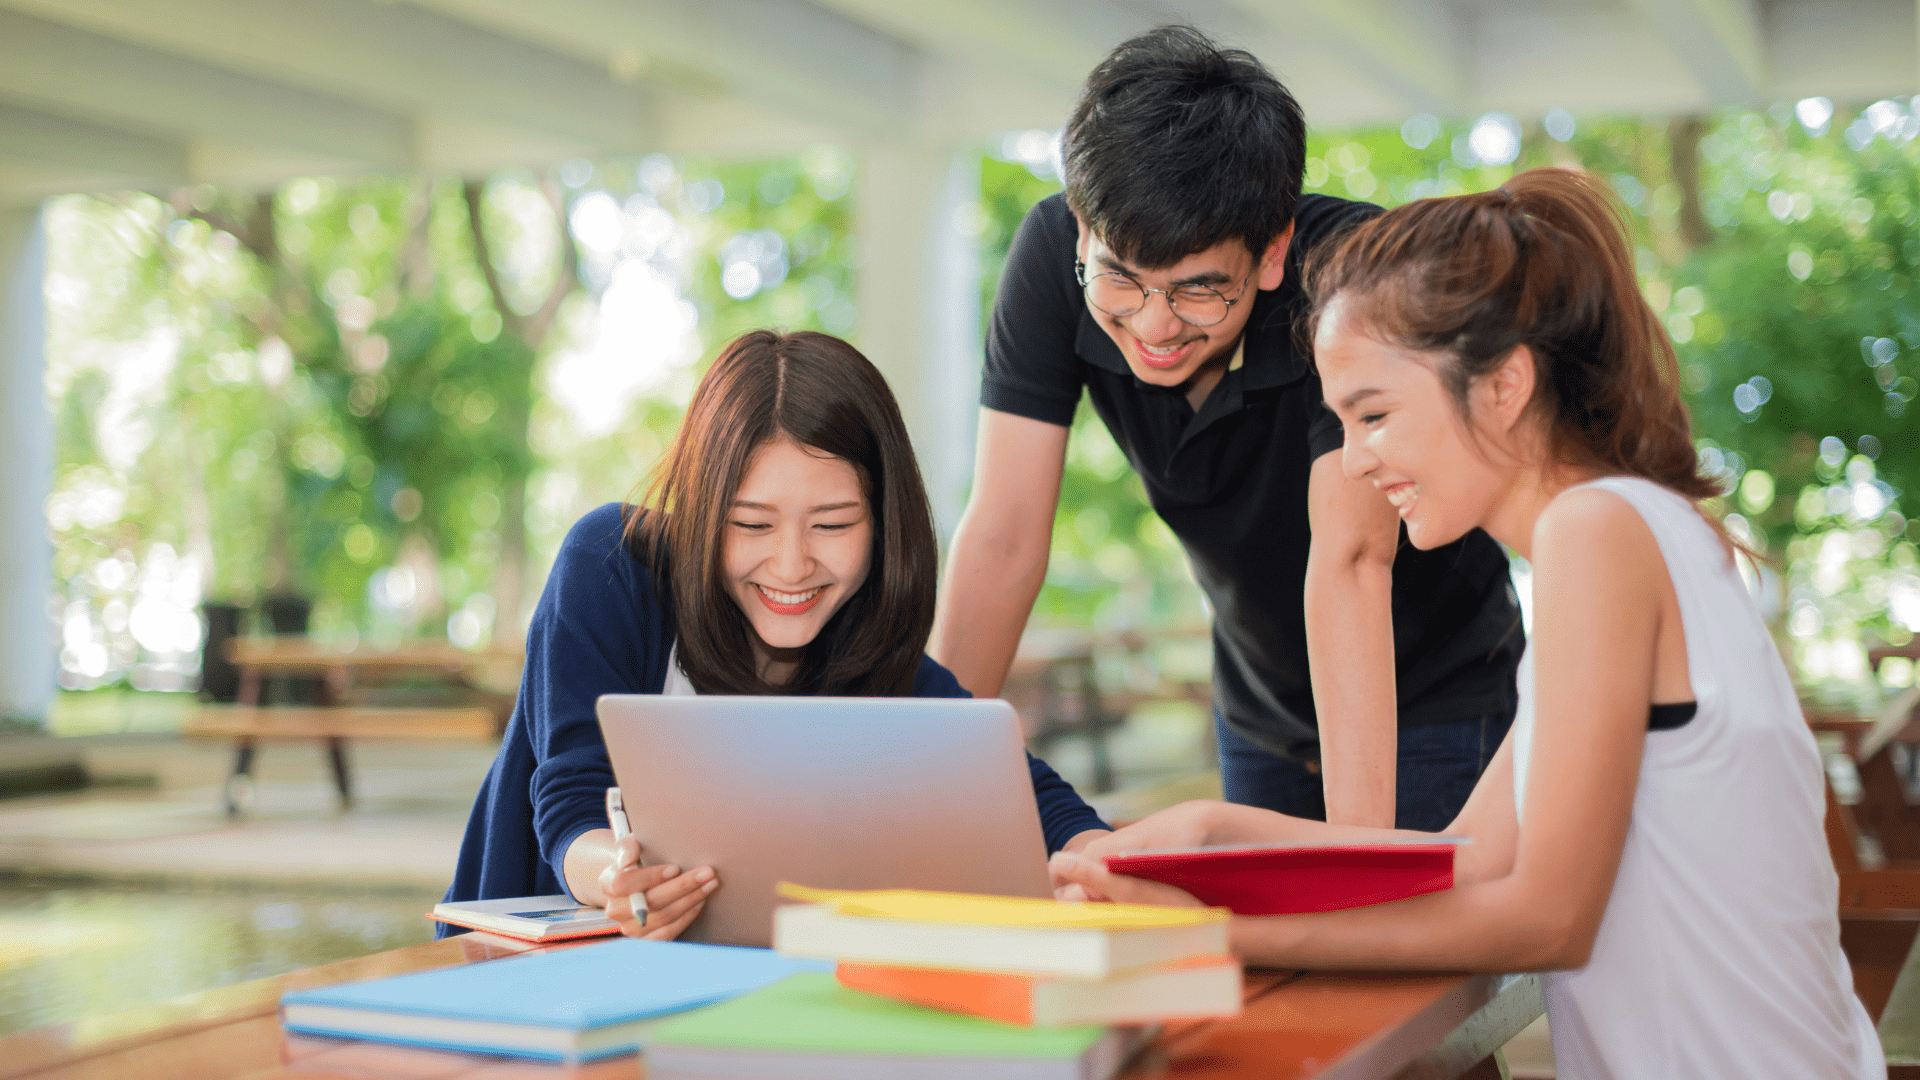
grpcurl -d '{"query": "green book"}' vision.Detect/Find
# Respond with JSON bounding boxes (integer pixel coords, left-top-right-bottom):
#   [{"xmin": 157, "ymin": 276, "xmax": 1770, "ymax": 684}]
[{"xmin": 646, "ymin": 972, "xmax": 1150, "ymax": 1080}]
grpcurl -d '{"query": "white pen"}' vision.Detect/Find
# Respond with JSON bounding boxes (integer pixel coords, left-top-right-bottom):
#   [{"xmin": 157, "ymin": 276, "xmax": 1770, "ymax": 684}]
[{"xmin": 605, "ymin": 786, "xmax": 646, "ymax": 926}]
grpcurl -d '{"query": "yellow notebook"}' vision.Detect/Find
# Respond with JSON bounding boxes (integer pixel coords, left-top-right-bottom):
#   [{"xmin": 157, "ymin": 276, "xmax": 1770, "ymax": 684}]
[{"xmin": 775, "ymin": 883, "xmax": 1228, "ymax": 929}]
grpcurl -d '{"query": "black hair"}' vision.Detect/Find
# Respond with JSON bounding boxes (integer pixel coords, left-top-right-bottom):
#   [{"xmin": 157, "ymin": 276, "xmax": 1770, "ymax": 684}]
[
  {"xmin": 627, "ymin": 330, "xmax": 937, "ymax": 697},
  {"xmin": 1062, "ymin": 24, "xmax": 1306, "ymax": 269}
]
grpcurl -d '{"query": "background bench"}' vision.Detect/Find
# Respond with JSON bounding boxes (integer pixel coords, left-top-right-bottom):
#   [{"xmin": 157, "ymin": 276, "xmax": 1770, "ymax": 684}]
[
  {"xmin": 187, "ymin": 636, "xmax": 514, "ymax": 815},
  {"xmin": 184, "ymin": 705, "xmax": 495, "ymax": 815}
]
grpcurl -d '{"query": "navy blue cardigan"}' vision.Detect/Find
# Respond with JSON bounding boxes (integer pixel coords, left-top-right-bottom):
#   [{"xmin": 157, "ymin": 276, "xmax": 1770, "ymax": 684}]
[{"xmin": 440, "ymin": 504, "xmax": 1107, "ymax": 931}]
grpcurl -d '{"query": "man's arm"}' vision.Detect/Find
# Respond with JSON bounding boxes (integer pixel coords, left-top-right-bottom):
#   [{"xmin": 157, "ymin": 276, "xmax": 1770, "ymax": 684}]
[
  {"xmin": 929, "ymin": 408, "xmax": 1069, "ymax": 698},
  {"xmin": 1304, "ymin": 449, "xmax": 1403, "ymax": 828}
]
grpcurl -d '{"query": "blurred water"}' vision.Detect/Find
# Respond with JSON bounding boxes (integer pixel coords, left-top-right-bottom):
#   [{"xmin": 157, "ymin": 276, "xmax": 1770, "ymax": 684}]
[{"xmin": 0, "ymin": 879, "xmax": 438, "ymax": 1035}]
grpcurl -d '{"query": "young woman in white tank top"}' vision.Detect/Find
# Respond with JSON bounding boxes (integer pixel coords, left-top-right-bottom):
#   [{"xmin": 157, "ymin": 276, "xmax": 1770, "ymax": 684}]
[{"xmin": 1050, "ymin": 167, "xmax": 1881, "ymax": 1079}]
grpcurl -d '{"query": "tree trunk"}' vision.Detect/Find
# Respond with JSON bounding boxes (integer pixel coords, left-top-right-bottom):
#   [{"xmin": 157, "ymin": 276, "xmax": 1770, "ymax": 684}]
[
  {"xmin": 181, "ymin": 190, "xmax": 302, "ymax": 598},
  {"xmin": 1668, "ymin": 115, "xmax": 1714, "ymax": 252},
  {"xmin": 462, "ymin": 178, "xmax": 578, "ymax": 647}
]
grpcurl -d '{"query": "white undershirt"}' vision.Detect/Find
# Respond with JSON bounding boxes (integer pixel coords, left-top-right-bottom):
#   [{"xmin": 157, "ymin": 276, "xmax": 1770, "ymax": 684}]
[{"xmin": 661, "ymin": 642, "xmax": 698, "ymax": 697}]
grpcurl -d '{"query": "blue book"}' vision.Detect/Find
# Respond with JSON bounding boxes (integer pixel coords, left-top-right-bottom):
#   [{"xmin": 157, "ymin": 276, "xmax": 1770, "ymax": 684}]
[{"xmin": 280, "ymin": 938, "xmax": 832, "ymax": 1061}]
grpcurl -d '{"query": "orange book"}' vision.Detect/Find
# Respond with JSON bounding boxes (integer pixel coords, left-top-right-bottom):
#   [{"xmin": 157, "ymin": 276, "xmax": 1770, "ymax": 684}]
[{"xmin": 836, "ymin": 956, "xmax": 1242, "ymax": 1028}]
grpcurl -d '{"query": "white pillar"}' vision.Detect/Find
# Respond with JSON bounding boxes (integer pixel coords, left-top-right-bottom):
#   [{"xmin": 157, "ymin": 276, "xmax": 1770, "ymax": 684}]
[
  {"xmin": 0, "ymin": 204, "xmax": 52, "ymax": 726},
  {"xmin": 853, "ymin": 143, "xmax": 982, "ymax": 541}
]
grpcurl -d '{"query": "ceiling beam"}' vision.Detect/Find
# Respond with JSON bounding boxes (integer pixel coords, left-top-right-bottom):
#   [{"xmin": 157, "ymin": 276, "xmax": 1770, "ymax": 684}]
[
  {"xmin": 1230, "ymin": 0, "xmax": 1470, "ymax": 117},
  {"xmin": 0, "ymin": 101, "xmax": 189, "ymax": 188},
  {"xmin": 1622, "ymin": 0, "xmax": 1768, "ymax": 104},
  {"xmin": 0, "ymin": 8, "xmax": 413, "ymax": 173},
  {"xmin": 805, "ymin": 0, "xmax": 1150, "ymax": 91},
  {"xmin": 0, "ymin": 0, "xmax": 656, "ymax": 159},
  {"xmin": 399, "ymin": 0, "xmax": 918, "ymax": 141}
]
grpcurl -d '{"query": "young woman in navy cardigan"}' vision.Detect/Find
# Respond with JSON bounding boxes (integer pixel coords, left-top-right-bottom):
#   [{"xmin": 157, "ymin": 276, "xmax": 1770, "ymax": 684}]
[{"xmin": 443, "ymin": 329, "xmax": 1109, "ymax": 939}]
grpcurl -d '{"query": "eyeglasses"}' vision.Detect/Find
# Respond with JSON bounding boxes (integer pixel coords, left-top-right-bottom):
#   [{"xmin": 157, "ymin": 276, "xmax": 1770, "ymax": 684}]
[{"xmin": 1075, "ymin": 258, "xmax": 1251, "ymax": 328}]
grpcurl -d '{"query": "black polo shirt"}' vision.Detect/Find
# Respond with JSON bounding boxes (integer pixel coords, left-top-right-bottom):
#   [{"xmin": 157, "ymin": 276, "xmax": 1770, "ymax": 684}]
[{"xmin": 982, "ymin": 192, "xmax": 1523, "ymax": 761}]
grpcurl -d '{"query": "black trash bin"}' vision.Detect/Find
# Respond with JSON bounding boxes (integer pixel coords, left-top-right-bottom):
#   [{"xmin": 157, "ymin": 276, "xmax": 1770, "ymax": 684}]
[
  {"xmin": 259, "ymin": 593, "xmax": 322, "ymax": 704},
  {"xmin": 198, "ymin": 602, "xmax": 244, "ymax": 703}
]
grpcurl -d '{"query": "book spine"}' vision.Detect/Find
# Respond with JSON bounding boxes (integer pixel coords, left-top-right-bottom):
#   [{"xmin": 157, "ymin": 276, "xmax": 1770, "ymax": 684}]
[{"xmin": 835, "ymin": 963, "xmax": 1036, "ymax": 1026}]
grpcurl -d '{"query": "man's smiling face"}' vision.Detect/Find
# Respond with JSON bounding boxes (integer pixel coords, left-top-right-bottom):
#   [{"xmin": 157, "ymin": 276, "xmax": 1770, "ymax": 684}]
[{"xmin": 1075, "ymin": 221, "xmax": 1293, "ymax": 389}]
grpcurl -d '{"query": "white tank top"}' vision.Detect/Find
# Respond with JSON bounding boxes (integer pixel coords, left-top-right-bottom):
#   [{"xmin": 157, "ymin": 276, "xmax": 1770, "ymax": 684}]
[
  {"xmin": 661, "ymin": 642, "xmax": 698, "ymax": 697},
  {"xmin": 1511, "ymin": 476, "xmax": 1882, "ymax": 1080}
]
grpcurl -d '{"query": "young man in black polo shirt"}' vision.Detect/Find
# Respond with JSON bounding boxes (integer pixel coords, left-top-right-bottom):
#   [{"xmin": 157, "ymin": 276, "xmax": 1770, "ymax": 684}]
[{"xmin": 930, "ymin": 26, "xmax": 1522, "ymax": 830}]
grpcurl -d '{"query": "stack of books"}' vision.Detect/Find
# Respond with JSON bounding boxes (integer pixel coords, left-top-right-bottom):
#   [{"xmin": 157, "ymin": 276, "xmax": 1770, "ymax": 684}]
[{"xmin": 645, "ymin": 884, "xmax": 1241, "ymax": 1080}]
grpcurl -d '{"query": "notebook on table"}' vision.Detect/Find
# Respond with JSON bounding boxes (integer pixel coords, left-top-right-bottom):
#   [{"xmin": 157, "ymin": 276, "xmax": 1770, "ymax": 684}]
[
  {"xmin": 1102, "ymin": 838, "xmax": 1468, "ymax": 915},
  {"xmin": 647, "ymin": 971, "xmax": 1155, "ymax": 1080},
  {"xmin": 428, "ymin": 894, "xmax": 620, "ymax": 942},
  {"xmin": 280, "ymin": 938, "xmax": 830, "ymax": 1061}
]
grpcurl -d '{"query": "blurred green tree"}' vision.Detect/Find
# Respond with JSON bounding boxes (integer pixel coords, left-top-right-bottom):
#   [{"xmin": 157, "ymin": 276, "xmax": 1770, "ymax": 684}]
[{"xmin": 44, "ymin": 151, "xmax": 861, "ymax": 695}]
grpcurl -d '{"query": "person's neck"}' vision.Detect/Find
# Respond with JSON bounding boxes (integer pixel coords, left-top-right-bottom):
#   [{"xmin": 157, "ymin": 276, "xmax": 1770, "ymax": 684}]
[
  {"xmin": 1181, "ymin": 334, "xmax": 1243, "ymax": 412},
  {"xmin": 1482, "ymin": 459, "xmax": 1605, "ymax": 561},
  {"xmin": 751, "ymin": 637, "xmax": 802, "ymax": 687}
]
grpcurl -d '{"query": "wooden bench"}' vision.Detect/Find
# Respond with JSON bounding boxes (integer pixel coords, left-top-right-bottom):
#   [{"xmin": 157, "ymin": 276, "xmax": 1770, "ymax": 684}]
[
  {"xmin": 1006, "ymin": 627, "xmax": 1213, "ymax": 794},
  {"xmin": 187, "ymin": 635, "xmax": 517, "ymax": 816},
  {"xmin": 183, "ymin": 705, "xmax": 494, "ymax": 815},
  {"xmin": 1878, "ymin": 924, "xmax": 1920, "ymax": 1078},
  {"xmin": 1811, "ymin": 702, "xmax": 1920, "ymax": 1070}
]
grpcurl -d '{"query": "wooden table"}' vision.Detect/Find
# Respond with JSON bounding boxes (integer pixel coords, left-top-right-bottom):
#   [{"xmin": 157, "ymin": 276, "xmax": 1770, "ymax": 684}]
[
  {"xmin": 0, "ymin": 936, "xmax": 1541, "ymax": 1080},
  {"xmin": 223, "ymin": 638, "xmax": 522, "ymax": 707},
  {"xmin": 190, "ymin": 638, "xmax": 519, "ymax": 814}
]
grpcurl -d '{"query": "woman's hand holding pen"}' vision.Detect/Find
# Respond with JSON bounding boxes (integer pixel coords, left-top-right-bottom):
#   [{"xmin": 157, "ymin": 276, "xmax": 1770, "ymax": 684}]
[{"xmin": 598, "ymin": 834, "xmax": 720, "ymax": 940}]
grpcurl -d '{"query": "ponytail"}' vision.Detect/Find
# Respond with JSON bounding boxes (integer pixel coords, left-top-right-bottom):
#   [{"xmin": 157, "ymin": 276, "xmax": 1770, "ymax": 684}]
[{"xmin": 1306, "ymin": 167, "xmax": 1719, "ymax": 503}]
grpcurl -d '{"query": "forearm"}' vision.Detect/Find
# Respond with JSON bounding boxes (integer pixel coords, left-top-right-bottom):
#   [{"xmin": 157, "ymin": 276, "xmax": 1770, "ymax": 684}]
[
  {"xmin": 563, "ymin": 827, "xmax": 617, "ymax": 906},
  {"xmin": 1227, "ymin": 872, "xmax": 1584, "ymax": 973},
  {"xmin": 1305, "ymin": 555, "xmax": 1398, "ymax": 828},
  {"xmin": 1200, "ymin": 799, "xmax": 1421, "ymax": 846},
  {"xmin": 1062, "ymin": 828, "xmax": 1109, "ymax": 853},
  {"xmin": 930, "ymin": 519, "xmax": 1050, "ymax": 698}
]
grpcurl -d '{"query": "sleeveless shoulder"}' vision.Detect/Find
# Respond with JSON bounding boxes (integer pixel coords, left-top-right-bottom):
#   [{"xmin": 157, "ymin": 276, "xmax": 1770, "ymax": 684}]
[{"xmin": 1572, "ymin": 477, "xmax": 1729, "ymax": 576}]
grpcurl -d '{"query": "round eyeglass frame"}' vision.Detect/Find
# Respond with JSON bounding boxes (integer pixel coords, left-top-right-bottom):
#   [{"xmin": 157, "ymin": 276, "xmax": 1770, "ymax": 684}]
[{"xmin": 1074, "ymin": 258, "xmax": 1251, "ymax": 328}]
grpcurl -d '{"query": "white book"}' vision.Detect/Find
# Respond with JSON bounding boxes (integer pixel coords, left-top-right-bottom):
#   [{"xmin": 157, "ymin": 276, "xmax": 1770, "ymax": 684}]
[
  {"xmin": 429, "ymin": 894, "xmax": 619, "ymax": 942},
  {"xmin": 773, "ymin": 902, "xmax": 1228, "ymax": 979}
]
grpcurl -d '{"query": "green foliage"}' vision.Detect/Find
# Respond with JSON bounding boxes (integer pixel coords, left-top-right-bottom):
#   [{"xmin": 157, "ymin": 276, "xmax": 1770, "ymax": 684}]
[
  {"xmin": 45, "ymin": 101, "xmax": 1920, "ymax": 702},
  {"xmin": 45, "ymin": 152, "xmax": 866, "ymax": 689},
  {"xmin": 520, "ymin": 151, "xmax": 860, "ymax": 574},
  {"xmin": 977, "ymin": 157, "xmax": 1065, "ymax": 333},
  {"xmin": 1669, "ymin": 114, "xmax": 1919, "ymax": 531}
]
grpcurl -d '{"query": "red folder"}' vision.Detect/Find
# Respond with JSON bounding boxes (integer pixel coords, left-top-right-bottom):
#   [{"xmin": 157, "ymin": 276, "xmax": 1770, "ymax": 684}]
[{"xmin": 1102, "ymin": 841, "xmax": 1463, "ymax": 915}]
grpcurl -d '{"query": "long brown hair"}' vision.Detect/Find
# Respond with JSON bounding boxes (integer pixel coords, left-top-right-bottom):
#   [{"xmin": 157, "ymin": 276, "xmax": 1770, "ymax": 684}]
[
  {"xmin": 1306, "ymin": 167, "xmax": 1720, "ymax": 503},
  {"xmin": 625, "ymin": 330, "xmax": 937, "ymax": 696}
]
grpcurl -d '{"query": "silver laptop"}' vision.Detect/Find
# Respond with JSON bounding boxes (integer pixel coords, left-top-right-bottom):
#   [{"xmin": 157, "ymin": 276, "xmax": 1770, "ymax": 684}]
[{"xmin": 596, "ymin": 695, "xmax": 1053, "ymax": 947}]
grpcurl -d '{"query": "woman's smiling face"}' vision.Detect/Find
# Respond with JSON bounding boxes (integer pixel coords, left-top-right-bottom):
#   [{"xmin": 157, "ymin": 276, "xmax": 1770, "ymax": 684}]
[
  {"xmin": 1315, "ymin": 295, "xmax": 1514, "ymax": 551},
  {"xmin": 722, "ymin": 436, "xmax": 873, "ymax": 672}
]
